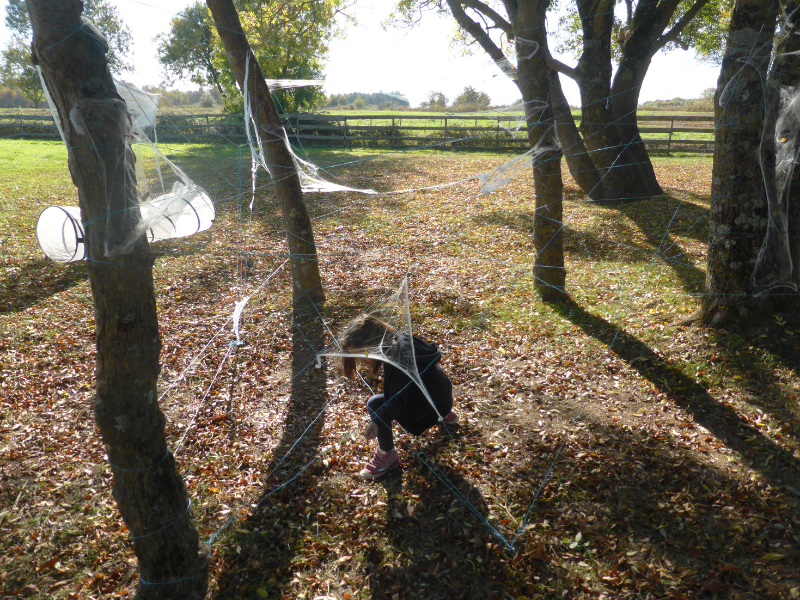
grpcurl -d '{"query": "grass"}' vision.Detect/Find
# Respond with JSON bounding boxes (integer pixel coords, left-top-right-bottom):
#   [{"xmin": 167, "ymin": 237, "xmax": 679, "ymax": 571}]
[{"xmin": 0, "ymin": 139, "xmax": 798, "ymax": 600}]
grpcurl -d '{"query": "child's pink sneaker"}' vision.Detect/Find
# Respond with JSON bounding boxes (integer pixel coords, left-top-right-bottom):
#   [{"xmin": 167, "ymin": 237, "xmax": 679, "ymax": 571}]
[
  {"xmin": 359, "ymin": 448, "xmax": 399, "ymax": 479},
  {"xmin": 443, "ymin": 411, "xmax": 459, "ymax": 425}
]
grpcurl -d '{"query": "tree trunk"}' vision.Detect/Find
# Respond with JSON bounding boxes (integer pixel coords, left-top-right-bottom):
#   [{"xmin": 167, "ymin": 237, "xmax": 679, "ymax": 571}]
[
  {"xmin": 611, "ymin": 53, "xmax": 664, "ymax": 197},
  {"xmin": 547, "ymin": 54, "xmax": 605, "ymax": 201},
  {"xmin": 27, "ymin": 2, "xmax": 208, "ymax": 598},
  {"xmin": 572, "ymin": 0, "xmax": 659, "ymax": 203},
  {"xmin": 754, "ymin": 0, "xmax": 800, "ymax": 297},
  {"xmin": 206, "ymin": 0, "xmax": 324, "ymax": 309},
  {"xmin": 773, "ymin": 0, "xmax": 800, "ymax": 288},
  {"xmin": 573, "ymin": 0, "xmax": 643, "ymax": 203},
  {"xmin": 517, "ymin": 0, "xmax": 566, "ymax": 302},
  {"xmin": 703, "ymin": 0, "xmax": 779, "ymax": 324}
]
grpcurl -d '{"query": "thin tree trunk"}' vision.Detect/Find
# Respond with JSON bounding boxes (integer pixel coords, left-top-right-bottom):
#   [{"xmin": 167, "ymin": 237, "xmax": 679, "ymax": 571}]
[
  {"xmin": 703, "ymin": 0, "xmax": 779, "ymax": 324},
  {"xmin": 206, "ymin": 0, "xmax": 324, "ymax": 309},
  {"xmin": 517, "ymin": 0, "xmax": 566, "ymax": 302},
  {"xmin": 27, "ymin": 1, "xmax": 208, "ymax": 598}
]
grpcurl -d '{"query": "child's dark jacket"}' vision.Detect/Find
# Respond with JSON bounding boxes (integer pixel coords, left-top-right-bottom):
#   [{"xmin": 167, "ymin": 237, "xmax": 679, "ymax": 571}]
[{"xmin": 374, "ymin": 333, "xmax": 453, "ymax": 435}]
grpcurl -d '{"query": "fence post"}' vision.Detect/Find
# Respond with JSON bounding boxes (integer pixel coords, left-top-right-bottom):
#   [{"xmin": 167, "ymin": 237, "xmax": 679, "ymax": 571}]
[
  {"xmin": 444, "ymin": 117, "xmax": 448, "ymax": 145},
  {"xmin": 343, "ymin": 117, "xmax": 348, "ymax": 149},
  {"xmin": 667, "ymin": 116, "xmax": 674, "ymax": 156}
]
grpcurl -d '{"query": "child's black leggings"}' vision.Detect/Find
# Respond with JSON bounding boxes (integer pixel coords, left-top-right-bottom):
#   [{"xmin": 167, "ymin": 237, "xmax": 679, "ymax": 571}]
[{"xmin": 367, "ymin": 393, "xmax": 394, "ymax": 452}]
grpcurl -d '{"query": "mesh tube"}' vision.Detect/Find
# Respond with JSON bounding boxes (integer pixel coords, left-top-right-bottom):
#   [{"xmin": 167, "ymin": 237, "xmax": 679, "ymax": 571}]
[{"xmin": 35, "ymin": 206, "xmax": 86, "ymax": 263}]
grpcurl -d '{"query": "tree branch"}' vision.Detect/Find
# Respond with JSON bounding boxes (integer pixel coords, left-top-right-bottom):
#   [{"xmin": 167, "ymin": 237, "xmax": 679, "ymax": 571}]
[
  {"xmin": 545, "ymin": 54, "xmax": 580, "ymax": 81},
  {"xmin": 446, "ymin": 0, "xmax": 516, "ymax": 78},
  {"xmin": 461, "ymin": 0, "xmax": 512, "ymax": 34},
  {"xmin": 654, "ymin": 0, "xmax": 711, "ymax": 51}
]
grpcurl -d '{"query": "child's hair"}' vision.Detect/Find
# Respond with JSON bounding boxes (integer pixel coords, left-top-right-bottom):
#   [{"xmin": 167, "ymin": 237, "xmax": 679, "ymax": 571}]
[{"xmin": 339, "ymin": 313, "xmax": 397, "ymax": 378}]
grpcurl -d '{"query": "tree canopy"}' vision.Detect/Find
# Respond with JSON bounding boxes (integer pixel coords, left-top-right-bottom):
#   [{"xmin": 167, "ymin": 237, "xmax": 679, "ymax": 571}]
[
  {"xmin": 4, "ymin": 0, "xmax": 132, "ymax": 73},
  {"xmin": 2, "ymin": 0, "xmax": 132, "ymax": 106},
  {"xmin": 553, "ymin": 0, "xmax": 732, "ymax": 65},
  {"xmin": 158, "ymin": 0, "xmax": 351, "ymax": 114},
  {"xmin": 0, "ymin": 39, "xmax": 44, "ymax": 107},
  {"xmin": 451, "ymin": 86, "xmax": 491, "ymax": 111}
]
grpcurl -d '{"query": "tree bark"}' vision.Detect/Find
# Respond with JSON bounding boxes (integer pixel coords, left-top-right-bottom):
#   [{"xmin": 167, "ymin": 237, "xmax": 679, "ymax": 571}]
[
  {"xmin": 612, "ymin": 52, "xmax": 664, "ymax": 198},
  {"xmin": 772, "ymin": 0, "xmax": 800, "ymax": 288},
  {"xmin": 517, "ymin": 0, "xmax": 567, "ymax": 302},
  {"xmin": 206, "ymin": 0, "xmax": 324, "ymax": 310},
  {"xmin": 754, "ymin": 0, "xmax": 800, "ymax": 296},
  {"xmin": 27, "ymin": 1, "xmax": 208, "ymax": 598},
  {"xmin": 574, "ymin": 0, "xmax": 653, "ymax": 203},
  {"xmin": 610, "ymin": 0, "xmax": 695, "ymax": 199},
  {"xmin": 703, "ymin": 0, "xmax": 779, "ymax": 324},
  {"xmin": 546, "ymin": 47, "xmax": 605, "ymax": 201}
]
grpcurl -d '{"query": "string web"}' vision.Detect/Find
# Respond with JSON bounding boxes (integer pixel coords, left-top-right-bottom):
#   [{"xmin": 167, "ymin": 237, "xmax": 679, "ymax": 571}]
[{"xmin": 14, "ymin": 2, "xmax": 800, "ymax": 596}]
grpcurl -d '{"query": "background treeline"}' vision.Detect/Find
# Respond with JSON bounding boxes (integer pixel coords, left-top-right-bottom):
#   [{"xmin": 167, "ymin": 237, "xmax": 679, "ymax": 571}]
[
  {"xmin": 141, "ymin": 86, "xmax": 223, "ymax": 109},
  {"xmin": 638, "ymin": 88, "xmax": 715, "ymax": 112},
  {"xmin": 325, "ymin": 91, "xmax": 410, "ymax": 110},
  {"xmin": 0, "ymin": 84, "xmax": 34, "ymax": 108}
]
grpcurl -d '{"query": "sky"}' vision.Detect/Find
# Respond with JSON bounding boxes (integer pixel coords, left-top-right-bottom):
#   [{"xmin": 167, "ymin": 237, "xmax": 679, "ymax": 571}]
[{"xmin": 0, "ymin": 0, "xmax": 721, "ymax": 108}]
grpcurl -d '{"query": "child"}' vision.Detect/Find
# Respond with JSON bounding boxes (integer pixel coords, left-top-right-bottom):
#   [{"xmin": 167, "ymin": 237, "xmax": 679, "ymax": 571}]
[{"xmin": 339, "ymin": 314, "xmax": 458, "ymax": 479}]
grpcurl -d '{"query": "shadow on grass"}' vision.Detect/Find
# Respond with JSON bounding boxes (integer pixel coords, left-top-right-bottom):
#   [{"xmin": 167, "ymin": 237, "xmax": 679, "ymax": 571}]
[
  {"xmin": 0, "ymin": 258, "xmax": 87, "ymax": 314},
  {"xmin": 551, "ymin": 297, "xmax": 800, "ymax": 492}
]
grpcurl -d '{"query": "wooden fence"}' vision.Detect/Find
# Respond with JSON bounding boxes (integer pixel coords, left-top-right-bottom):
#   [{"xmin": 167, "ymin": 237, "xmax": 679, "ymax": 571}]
[{"xmin": 0, "ymin": 112, "xmax": 716, "ymax": 154}]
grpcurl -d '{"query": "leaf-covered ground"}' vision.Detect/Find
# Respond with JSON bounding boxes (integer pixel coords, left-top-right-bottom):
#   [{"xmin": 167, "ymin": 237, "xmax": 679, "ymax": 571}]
[{"xmin": 1, "ymin": 141, "xmax": 799, "ymax": 600}]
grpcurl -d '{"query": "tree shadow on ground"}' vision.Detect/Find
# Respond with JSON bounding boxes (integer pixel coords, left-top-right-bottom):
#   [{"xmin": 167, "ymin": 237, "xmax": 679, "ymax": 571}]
[
  {"xmin": 362, "ymin": 431, "xmax": 570, "ymax": 600},
  {"xmin": 518, "ymin": 401, "xmax": 800, "ymax": 598},
  {"xmin": 0, "ymin": 258, "xmax": 87, "ymax": 314},
  {"xmin": 212, "ymin": 303, "xmax": 328, "ymax": 599},
  {"xmin": 703, "ymin": 322, "xmax": 800, "ymax": 458},
  {"xmin": 470, "ymin": 193, "xmax": 708, "ymax": 294},
  {"xmin": 551, "ymin": 297, "xmax": 800, "ymax": 492}
]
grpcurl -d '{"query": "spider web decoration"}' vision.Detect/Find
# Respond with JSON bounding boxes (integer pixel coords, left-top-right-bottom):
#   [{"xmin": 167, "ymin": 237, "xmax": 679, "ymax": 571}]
[
  {"xmin": 35, "ymin": 72, "xmax": 216, "ymax": 261},
  {"xmin": 315, "ymin": 274, "xmax": 445, "ymax": 421}
]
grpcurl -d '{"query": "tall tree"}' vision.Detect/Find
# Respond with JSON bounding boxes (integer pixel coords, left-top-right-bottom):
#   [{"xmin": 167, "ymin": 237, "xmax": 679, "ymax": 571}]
[
  {"xmin": 26, "ymin": 1, "xmax": 208, "ymax": 599},
  {"xmin": 391, "ymin": 0, "xmax": 604, "ymax": 199},
  {"xmin": 206, "ymin": 0, "xmax": 326, "ymax": 311},
  {"xmin": 702, "ymin": 0, "xmax": 780, "ymax": 325},
  {"xmin": 392, "ymin": 1, "xmax": 731, "ymax": 202},
  {"xmin": 160, "ymin": 0, "xmax": 350, "ymax": 113},
  {"xmin": 156, "ymin": 2, "xmax": 225, "ymax": 95},
  {"xmin": 516, "ymin": 0, "xmax": 567, "ymax": 301}
]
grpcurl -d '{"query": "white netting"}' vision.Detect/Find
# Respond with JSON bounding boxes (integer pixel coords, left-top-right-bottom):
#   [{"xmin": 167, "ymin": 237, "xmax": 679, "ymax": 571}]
[
  {"xmin": 241, "ymin": 54, "xmax": 377, "ymax": 198},
  {"xmin": 316, "ymin": 275, "xmax": 444, "ymax": 420},
  {"xmin": 36, "ymin": 75, "xmax": 216, "ymax": 261}
]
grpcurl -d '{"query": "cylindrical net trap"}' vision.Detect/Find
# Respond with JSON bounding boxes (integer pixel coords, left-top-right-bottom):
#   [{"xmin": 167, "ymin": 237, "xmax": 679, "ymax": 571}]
[
  {"xmin": 35, "ymin": 185, "xmax": 215, "ymax": 263},
  {"xmin": 35, "ymin": 205, "xmax": 86, "ymax": 263}
]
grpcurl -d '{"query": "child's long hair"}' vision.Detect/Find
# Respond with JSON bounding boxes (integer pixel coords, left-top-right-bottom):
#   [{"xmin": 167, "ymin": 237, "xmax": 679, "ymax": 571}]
[{"xmin": 338, "ymin": 313, "xmax": 397, "ymax": 378}]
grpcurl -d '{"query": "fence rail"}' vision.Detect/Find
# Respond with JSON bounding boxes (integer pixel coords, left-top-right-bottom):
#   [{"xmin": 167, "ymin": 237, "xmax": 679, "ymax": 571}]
[{"xmin": 0, "ymin": 112, "xmax": 716, "ymax": 154}]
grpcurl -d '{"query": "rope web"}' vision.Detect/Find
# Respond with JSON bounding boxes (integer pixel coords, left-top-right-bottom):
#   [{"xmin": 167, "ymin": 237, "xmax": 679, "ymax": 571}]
[{"xmin": 13, "ymin": 1, "xmax": 800, "ymax": 595}]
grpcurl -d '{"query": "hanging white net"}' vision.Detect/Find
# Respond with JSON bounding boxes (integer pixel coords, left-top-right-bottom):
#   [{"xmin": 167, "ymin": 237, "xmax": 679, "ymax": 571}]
[
  {"xmin": 316, "ymin": 275, "xmax": 445, "ymax": 421},
  {"xmin": 35, "ymin": 72, "xmax": 216, "ymax": 262}
]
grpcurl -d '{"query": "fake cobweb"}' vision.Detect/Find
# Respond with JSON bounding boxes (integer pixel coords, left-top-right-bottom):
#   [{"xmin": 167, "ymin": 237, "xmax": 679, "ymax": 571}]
[
  {"xmin": 315, "ymin": 275, "xmax": 444, "ymax": 421},
  {"xmin": 36, "ymin": 69, "xmax": 215, "ymax": 261}
]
